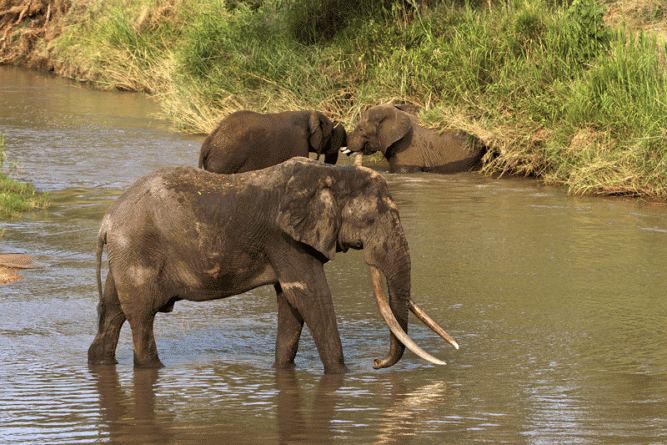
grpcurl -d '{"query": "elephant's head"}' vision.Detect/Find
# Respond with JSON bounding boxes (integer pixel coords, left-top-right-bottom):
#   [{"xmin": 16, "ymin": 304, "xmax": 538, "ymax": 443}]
[
  {"xmin": 308, "ymin": 112, "xmax": 346, "ymax": 165},
  {"xmin": 276, "ymin": 159, "xmax": 458, "ymax": 369},
  {"xmin": 343, "ymin": 105, "xmax": 412, "ymax": 157}
]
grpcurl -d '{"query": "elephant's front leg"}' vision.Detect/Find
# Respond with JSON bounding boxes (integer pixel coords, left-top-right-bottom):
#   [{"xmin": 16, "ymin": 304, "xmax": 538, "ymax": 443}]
[
  {"xmin": 276, "ymin": 257, "xmax": 348, "ymax": 374},
  {"xmin": 274, "ymin": 283, "xmax": 304, "ymax": 369}
]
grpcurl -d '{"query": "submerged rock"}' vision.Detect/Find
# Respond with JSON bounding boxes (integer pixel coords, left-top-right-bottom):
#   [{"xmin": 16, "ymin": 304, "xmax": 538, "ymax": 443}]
[{"xmin": 0, "ymin": 254, "xmax": 42, "ymax": 284}]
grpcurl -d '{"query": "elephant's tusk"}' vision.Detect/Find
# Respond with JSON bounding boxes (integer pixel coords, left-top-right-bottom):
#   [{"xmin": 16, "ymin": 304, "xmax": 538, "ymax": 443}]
[
  {"xmin": 369, "ymin": 266, "xmax": 446, "ymax": 367},
  {"xmin": 409, "ymin": 300, "xmax": 459, "ymax": 350},
  {"xmin": 340, "ymin": 147, "xmax": 352, "ymax": 155}
]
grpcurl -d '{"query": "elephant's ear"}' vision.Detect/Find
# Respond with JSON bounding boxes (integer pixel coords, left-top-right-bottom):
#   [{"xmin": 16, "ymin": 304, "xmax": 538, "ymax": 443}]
[
  {"xmin": 308, "ymin": 112, "xmax": 334, "ymax": 156},
  {"xmin": 377, "ymin": 107, "xmax": 412, "ymax": 151},
  {"xmin": 277, "ymin": 167, "xmax": 339, "ymax": 261}
]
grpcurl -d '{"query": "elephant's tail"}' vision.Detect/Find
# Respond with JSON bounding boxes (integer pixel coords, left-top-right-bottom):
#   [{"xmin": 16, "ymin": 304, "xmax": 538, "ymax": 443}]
[
  {"xmin": 96, "ymin": 223, "xmax": 108, "ymax": 302},
  {"xmin": 198, "ymin": 144, "xmax": 209, "ymax": 170}
]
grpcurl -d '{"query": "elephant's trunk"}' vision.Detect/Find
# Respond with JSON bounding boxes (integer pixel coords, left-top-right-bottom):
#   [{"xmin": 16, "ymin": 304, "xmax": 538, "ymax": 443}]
[
  {"xmin": 369, "ymin": 266, "xmax": 447, "ymax": 368},
  {"xmin": 367, "ymin": 231, "xmax": 458, "ymax": 368},
  {"xmin": 343, "ymin": 129, "xmax": 364, "ymax": 155}
]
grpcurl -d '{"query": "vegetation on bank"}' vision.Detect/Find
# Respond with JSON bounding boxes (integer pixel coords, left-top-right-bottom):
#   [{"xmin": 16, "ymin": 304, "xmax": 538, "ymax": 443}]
[
  {"xmin": 1, "ymin": 0, "xmax": 667, "ymax": 199},
  {"xmin": 0, "ymin": 133, "xmax": 50, "ymax": 218}
]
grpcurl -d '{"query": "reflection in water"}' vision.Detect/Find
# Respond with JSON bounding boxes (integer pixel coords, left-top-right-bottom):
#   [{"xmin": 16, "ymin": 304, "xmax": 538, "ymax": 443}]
[
  {"xmin": 2, "ymin": 66, "xmax": 667, "ymax": 443},
  {"xmin": 87, "ymin": 364, "xmax": 461, "ymax": 445},
  {"xmin": 90, "ymin": 365, "xmax": 173, "ymax": 444},
  {"xmin": 275, "ymin": 369, "xmax": 343, "ymax": 444},
  {"xmin": 373, "ymin": 380, "xmax": 452, "ymax": 445}
]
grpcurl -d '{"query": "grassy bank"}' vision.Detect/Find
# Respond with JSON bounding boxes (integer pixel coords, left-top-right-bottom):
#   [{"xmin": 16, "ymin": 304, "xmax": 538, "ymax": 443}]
[
  {"xmin": 0, "ymin": 134, "xmax": 49, "ymax": 218},
  {"xmin": 2, "ymin": 0, "xmax": 667, "ymax": 199}
]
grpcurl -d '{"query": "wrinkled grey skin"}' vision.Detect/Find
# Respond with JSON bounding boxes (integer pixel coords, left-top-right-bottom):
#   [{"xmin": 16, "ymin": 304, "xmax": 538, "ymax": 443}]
[
  {"xmin": 345, "ymin": 105, "xmax": 487, "ymax": 174},
  {"xmin": 199, "ymin": 110, "xmax": 346, "ymax": 174},
  {"xmin": 88, "ymin": 158, "xmax": 439, "ymax": 374}
]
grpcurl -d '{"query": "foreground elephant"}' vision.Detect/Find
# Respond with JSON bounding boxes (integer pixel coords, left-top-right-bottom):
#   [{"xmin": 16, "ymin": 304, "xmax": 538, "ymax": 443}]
[
  {"xmin": 343, "ymin": 104, "xmax": 486, "ymax": 174},
  {"xmin": 88, "ymin": 158, "xmax": 458, "ymax": 373},
  {"xmin": 199, "ymin": 110, "xmax": 346, "ymax": 173}
]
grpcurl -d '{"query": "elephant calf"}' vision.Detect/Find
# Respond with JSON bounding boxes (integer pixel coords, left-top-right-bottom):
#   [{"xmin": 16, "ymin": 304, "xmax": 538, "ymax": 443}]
[
  {"xmin": 199, "ymin": 110, "xmax": 346, "ymax": 174},
  {"xmin": 88, "ymin": 158, "xmax": 458, "ymax": 373},
  {"xmin": 343, "ymin": 104, "xmax": 487, "ymax": 174}
]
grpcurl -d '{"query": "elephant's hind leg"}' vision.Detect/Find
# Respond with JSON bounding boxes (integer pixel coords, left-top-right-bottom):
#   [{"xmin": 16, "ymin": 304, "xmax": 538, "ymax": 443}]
[
  {"xmin": 126, "ymin": 309, "xmax": 163, "ymax": 368},
  {"xmin": 88, "ymin": 272, "xmax": 126, "ymax": 365}
]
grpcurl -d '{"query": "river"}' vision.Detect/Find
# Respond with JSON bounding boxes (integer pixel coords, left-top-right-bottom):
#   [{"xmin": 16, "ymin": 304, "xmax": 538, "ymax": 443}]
[{"xmin": 1, "ymin": 65, "xmax": 666, "ymax": 444}]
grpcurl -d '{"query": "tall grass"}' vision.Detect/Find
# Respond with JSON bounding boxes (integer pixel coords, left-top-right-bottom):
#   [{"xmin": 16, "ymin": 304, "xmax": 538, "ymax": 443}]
[
  {"xmin": 54, "ymin": 0, "xmax": 181, "ymax": 92},
  {"xmin": 46, "ymin": 0, "xmax": 667, "ymax": 198}
]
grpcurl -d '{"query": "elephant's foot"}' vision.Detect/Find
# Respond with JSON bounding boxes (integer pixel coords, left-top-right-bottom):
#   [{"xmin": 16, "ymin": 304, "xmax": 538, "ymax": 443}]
[
  {"xmin": 88, "ymin": 337, "xmax": 119, "ymax": 365},
  {"xmin": 322, "ymin": 361, "xmax": 349, "ymax": 374},
  {"xmin": 273, "ymin": 360, "xmax": 297, "ymax": 370},
  {"xmin": 133, "ymin": 354, "xmax": 164, "ymax": 369},
  {"xmin": 88, "ymin": 352, "xmax": 119, "ymax": 366}
]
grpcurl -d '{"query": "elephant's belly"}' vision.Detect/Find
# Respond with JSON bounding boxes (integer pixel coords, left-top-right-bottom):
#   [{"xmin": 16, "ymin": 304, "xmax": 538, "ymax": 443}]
[{"xmin": 182, "ymin": 262, "xmax": 278, "ymax": 301}]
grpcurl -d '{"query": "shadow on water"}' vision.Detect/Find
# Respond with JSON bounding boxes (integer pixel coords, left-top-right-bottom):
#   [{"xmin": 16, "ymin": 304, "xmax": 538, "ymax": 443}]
[{"xmin": 2, "ymin": 65, "xmax": 667, "ymax": 443}]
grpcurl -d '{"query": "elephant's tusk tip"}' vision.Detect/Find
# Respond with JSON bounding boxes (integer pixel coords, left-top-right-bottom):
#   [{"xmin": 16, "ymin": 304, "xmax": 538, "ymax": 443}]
[{"xmin": 451, "ymin": 340, "xmax": 460, "ymax": 350}]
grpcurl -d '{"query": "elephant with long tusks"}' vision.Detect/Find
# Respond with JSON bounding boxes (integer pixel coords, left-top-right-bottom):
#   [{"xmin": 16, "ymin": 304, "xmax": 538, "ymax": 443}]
[{"xmin": 88, "ymin": 158, "xmax": 458, "ymax": 373}]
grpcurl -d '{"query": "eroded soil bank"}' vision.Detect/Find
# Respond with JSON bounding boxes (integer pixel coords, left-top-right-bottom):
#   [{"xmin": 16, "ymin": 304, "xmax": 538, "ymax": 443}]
[{"xmin": 0, "ymin": 0, "xmax": 71, "ymax": 70}]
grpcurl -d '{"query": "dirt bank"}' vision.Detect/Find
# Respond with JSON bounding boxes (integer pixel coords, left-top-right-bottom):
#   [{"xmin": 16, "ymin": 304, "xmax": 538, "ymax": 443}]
[{"xmin": 0, "ymin": 0, "xmax": 70, "ymax": 70}]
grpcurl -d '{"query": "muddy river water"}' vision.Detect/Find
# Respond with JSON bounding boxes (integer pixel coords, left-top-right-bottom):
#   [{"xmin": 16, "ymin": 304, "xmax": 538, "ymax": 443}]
[{"xmin": 1, "ymin": 65, "xmax": 666, "ymax": 443}]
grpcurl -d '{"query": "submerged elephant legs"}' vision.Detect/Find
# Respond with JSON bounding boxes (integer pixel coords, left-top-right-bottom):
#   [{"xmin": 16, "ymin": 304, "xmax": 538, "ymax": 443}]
[
  {"xmin": 273, "ymin": 253, "xmax": 348, "ymax": 374},
  {"xmin": 89, "ymin": 255, "xmax": 350, "ymax": 373},
  {"xmin": 88, "ymin": 272, "xmax": 126, "ymax": 365},
  {"xmin": 88, "ymin": 271, "xmax": 164, "ymax": 368},
  {"xmin": 127, "ymin": 311, "xmax": 162, "ymax": 368}
]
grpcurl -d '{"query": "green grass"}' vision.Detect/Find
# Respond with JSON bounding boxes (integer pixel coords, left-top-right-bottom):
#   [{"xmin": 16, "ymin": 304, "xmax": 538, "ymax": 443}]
[
  {"xmin": 0, "ymin": 134, "xmax": 49, "ymax": 218},
  {"xmin": 41, "ymin": 0, "xmax": 667, "ymax": 199}
]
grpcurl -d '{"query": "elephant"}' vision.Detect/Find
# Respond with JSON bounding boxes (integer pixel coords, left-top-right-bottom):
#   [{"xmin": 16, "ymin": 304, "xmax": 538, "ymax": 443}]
[
  {"xmin": 199, "ymin": 110, "xmax": 346, "ymax": 174},
  {"xmin": 342, "ymin": 104, "xmax": 487, "ymax": 174},
  {"xmin": 88, "ymin": 158, "xmax": 458, "ymax": 373}
]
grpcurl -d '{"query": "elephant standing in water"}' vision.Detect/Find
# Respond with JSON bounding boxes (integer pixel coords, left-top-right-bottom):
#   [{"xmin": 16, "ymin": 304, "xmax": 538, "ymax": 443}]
[
  {"xmin": 88, "ymin": 158, "xmax": 458, "ymax": 373},
  {"xmin": 343, "ymin": 104, "xmax": 487, "ymax": 174},
  {"xmin": 199, "ymin": 110, "xmax": 346, "ymax": 174}
]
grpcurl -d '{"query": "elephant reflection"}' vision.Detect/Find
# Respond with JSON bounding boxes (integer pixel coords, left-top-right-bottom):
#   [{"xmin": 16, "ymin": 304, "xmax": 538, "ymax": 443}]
[
  {"xmin": 276, "ymin": 370, "xmax": 456, "ymax": 445},
  {"xmin": 89, "ymin": 365, "xmax": 172, "ymax": 443},
  {"xmin": 275, "ymin": 369, "xmax": 343, "ymax": 444}
]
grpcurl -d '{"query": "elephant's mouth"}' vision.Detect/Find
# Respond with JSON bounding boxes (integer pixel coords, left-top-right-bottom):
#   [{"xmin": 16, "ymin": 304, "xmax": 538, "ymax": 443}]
[
  {"xmin": 369, "ymin": 266, "xmax": 458, "ymax": 369},
  {"xmin": 340, "ymin": 141, "xmax": 372, "ymax": 156}
]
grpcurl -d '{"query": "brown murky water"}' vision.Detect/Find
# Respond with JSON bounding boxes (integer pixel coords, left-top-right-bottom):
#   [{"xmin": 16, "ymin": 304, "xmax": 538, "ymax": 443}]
[{"xmin": 1, "ymin": 65, "xmax": 666, "ymax": 444}]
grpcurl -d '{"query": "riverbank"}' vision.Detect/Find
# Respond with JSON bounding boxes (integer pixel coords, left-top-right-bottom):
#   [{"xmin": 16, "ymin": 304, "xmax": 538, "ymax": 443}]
[
  {"xmin": 0, "ymin": 133, "xmax": 49, "ymax": 218},
  {"xmin": 1, "ymin": 0, "xmax": 666, "ymax": 199}
]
